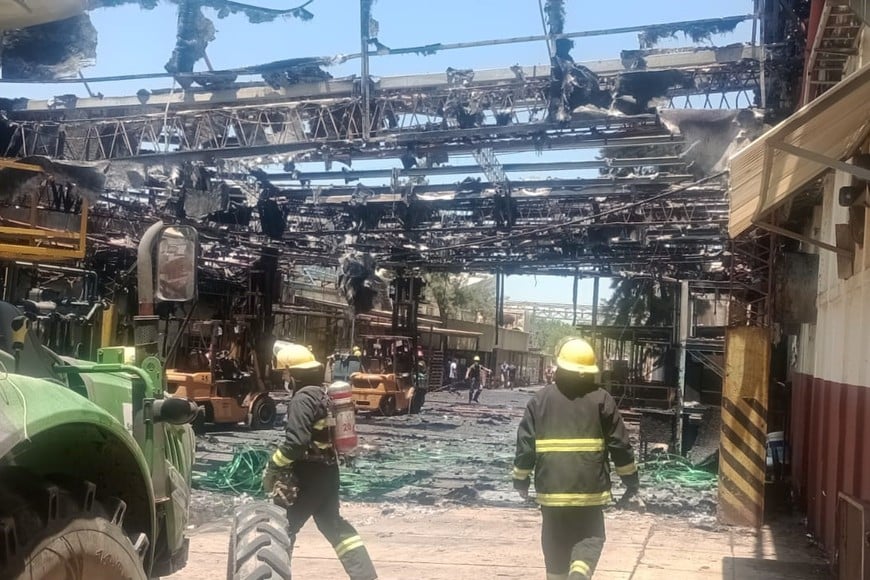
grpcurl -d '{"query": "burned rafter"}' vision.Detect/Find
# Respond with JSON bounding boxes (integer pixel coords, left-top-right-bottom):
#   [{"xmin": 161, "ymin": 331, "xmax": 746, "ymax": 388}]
[{"xmin": 4, "ymin": 50, "xmax": 758, "ymax": 163}]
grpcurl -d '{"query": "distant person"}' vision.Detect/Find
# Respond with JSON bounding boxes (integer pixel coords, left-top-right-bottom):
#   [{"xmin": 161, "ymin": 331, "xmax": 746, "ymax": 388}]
[
  {"xmin": 508, "ymin": 363, "xmax": 517, "ymax": 390},
  {"xmin": 513, "ymin": 338, "xmax": 639, "ymax": 580},
  {"xmin": 466, "ymin": 355, "xmax": 491, "ymax": 403},
  {"xmin": 448, "ymin": 358, "xmax": 458, "ymax": 383},
  {"xmin": 501, "ymin": 361, "xmax": 509, "ymax": 388}
]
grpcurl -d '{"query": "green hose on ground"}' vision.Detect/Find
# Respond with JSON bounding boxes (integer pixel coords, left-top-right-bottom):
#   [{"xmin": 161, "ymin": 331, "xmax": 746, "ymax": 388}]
[
  {"xmin": 193, "ymin": 447, "xmax": 270, "ymax": 497},
  {"xmin": 638, "ymin": 453, "xmax": 717, "ymax": 490}
]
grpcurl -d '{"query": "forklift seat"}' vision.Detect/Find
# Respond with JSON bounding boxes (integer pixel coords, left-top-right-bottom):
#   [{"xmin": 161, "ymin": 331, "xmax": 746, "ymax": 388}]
[{"xmin": 0, "ymin": 301, "xmax": 59, "ymax": 379}]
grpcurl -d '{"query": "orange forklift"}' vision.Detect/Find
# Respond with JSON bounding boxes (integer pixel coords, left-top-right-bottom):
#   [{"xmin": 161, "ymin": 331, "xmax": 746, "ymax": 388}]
[
  {"xmin": 164, "ymin": 249, "xmax": 283, "ymax": 431},
  {"xmin": 329, "ymin": 335, "xmax": 426, "ymax": 416},
  {"xmin": 165, "ymin": 319, "xmax": 278, "ymax": 430}
]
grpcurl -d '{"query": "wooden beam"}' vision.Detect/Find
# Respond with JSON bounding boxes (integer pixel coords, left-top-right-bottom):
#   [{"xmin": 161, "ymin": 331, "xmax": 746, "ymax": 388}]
[
  {"xmin": 0, "ymin": 159, "xmax": 43, "ymax": 172},
  {"xmin": 754, "ymin": 220, "xmax": 853, "ymax": 256}
]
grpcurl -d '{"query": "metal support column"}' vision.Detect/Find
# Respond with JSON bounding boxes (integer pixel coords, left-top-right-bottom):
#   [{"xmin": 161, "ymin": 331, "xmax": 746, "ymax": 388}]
[
  {"xmin": 675, "ymin": 280, "xmax": 690, "ymax": 454},
  {"xmin": 360, "ymin": 0, "xmax": 372, "ymax": 140},
  {"xmin": 592, "ymin": 276, "xmax": 601, "ymax": 333},
  {"xmin": 572, "ymin": 272, "xmax": 579, "ymax": 327},
  {"xmin": 495, "ymin": 272, "xmax": 504, "ymax": 346},
  {"xmin": 719, "ymin": 326, "xmax": 770, "ymax": 527}
]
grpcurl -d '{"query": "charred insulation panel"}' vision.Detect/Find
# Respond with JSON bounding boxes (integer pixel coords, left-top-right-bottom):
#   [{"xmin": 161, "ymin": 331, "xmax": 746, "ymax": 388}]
[{"xmin": 1, "ymin": 15, "xmax": 98, "ymax": 80}]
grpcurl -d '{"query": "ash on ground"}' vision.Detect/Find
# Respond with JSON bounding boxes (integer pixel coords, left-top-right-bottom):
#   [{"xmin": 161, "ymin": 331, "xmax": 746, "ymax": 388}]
[{"xmin": 191, "ymin": 389, "xmax": 718, "ymax": 526}]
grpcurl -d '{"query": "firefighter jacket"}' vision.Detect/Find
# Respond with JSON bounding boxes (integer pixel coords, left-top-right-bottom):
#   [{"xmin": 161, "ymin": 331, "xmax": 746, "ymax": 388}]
[
  {"xmin": 273, "ymin": 385, "xmax": 336, "ymax": 467},
  {"xmin": 513, "ymin": 381, "xmax": 638, "ymax": 507}
]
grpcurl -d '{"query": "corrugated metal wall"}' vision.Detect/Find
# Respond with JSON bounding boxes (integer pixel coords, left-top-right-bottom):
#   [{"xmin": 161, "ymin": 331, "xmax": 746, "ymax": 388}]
[{"xmin": 791, "ymin": 374, "xmax": 870, "ymax": 550}]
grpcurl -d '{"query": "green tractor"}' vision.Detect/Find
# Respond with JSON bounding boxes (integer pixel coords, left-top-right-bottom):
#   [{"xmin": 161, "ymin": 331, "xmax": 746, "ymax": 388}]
[{"xmin": 0, "ymin": 222, "xmax": 201, "ymax": 579}]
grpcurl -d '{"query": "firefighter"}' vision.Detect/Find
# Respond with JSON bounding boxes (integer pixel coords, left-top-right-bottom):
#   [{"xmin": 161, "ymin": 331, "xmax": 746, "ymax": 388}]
[
  {"xmin": 263, "ymin": 344, "xmax": 378, "ymax": 580},
  {"xmin": 512, "ymin": 338, "xmax": 639, "ymax": 580},
  {"xmin": 466, "ymin": 355, "xmax": 490, "ymax": 403}
]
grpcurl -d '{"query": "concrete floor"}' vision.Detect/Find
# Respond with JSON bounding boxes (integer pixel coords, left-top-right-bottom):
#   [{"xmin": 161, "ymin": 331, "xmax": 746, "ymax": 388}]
[{"xmin": 171, "ymin": 502, "xmax": 829, "ymax": 580}]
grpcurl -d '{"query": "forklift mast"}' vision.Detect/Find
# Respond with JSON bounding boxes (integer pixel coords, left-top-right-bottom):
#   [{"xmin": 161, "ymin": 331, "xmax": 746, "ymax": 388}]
[{"xmin": 390, "ymin": 274, "xmax": 425, "ymax": 341}]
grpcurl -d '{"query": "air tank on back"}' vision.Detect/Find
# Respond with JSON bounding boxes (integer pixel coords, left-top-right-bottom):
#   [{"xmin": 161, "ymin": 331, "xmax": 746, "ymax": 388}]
[{"xmin": 327, "ymin": 381, "xmax": 358, "ymax": 454}]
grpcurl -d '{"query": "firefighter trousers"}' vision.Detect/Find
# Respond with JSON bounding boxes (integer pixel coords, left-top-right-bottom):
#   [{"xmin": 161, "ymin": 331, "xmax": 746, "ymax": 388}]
[
  {"xmin": 285, "ymin": 461, "xmax": 378, "ymax": 580},
  {"xmin": 468, "ymin": 378, "xmax": 481, "ymax": 402},
  {"xmin": 541, "ymin": 506, "xmax": 606, "ymax": 579}
]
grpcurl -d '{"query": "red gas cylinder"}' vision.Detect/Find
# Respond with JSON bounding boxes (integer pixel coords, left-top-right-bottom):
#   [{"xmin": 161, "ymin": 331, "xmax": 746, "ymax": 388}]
[{"xmin": 327, "ymin": 381, "xmax": 358, "ymax": 454}]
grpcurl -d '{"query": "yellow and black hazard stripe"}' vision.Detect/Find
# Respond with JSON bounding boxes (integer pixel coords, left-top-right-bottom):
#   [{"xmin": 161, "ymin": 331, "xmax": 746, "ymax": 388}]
[
  {"xmin": 719, "ymin": 326, "xmax": 770, "ymax": 528},
  {"xmin": 719, "ymin": 394, "xmax": 767, "ymax": 527}
]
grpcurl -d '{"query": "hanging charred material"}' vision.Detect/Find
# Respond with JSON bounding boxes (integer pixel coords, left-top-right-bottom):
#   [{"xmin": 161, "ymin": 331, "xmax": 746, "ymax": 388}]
[
  {"xmin": 545, "ymin": 0, "xmax": 566, "ymax": 35},
  {"xmin": 257, "ymin": 199, "xmax": 287, "ymax": 239},
  {"xmin": 545, "ymin": 0, "xmax": 609, "ymax": 121},
  {"xmin": 339, "ymin": 252, "xmax": 379, "ymax": 314},
  {"xmin": 165, "ymin": 1, "xmax": 216, "ymax": 81},
  {"xmin": 163, "ymin": 0, "xmax": 317, "ymax": 84},
  {"xmin": 612, "ymin": 69, "xmax": 693, "ymax": 115},
  {"xmin": 0, "ymin": 157, "xmax": 106, "ymax": 203},
  {"xmin": 638, "ymin": 15, "xmax": 745, "ymax": 48},
  {"xmin": 1, "ymin": 15, "xmax": 98, "ymax": 80},
  {"xmin": 547, "ymin": 27, "xmax": 612, "ymax": 122},
  {"xmin": 89, "ymin": 0, "xmax": 313, "ymax": 22},
  {"xmin": 260, "ymin": 57, "xmax": 333, "ymax": 89}
]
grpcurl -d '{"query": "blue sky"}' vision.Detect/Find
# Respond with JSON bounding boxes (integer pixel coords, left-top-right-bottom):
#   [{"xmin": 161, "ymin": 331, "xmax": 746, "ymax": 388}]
[{"xmin": 3, "ymin": 0, "xmax": 754, "ymax": 305}]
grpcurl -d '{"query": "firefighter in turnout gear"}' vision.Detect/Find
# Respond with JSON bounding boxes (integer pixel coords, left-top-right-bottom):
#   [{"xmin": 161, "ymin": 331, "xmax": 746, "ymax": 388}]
[
  {"xmin": 513, "ymin": 338, "xmax": 639, "ymax": 580},
  {"xmin": 264, "ymin": 344, "xmax": 378, "ymax": 580}
]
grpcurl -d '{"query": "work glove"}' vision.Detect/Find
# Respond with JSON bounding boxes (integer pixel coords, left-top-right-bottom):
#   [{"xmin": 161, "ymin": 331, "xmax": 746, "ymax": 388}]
[
  {"xmin": 513, "ymin": 477, "xmax": 530, "ymax": 500},
  {"xmin": 262, "ymin": 461, "xmax": 299, "ymax": 509}
]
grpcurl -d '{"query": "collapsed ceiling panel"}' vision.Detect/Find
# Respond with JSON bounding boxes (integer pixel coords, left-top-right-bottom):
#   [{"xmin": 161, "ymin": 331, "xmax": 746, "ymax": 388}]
[
  {"xmin": 1, "ymin": 14, "xmax": 97, "ymax": 80},
  {"xmin": 0, "ymin": 0, "xmax": 317, "ymax": 81}
]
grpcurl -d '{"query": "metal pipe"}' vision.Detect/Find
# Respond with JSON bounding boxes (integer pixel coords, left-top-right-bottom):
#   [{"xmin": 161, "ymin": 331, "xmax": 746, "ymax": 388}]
[
  {"xmin": 345, "ymin": 14, "xmax": 754, "ymax": 60},
  {"xmin": 137, "ymin": 221, "xmax": 164, "ymax": 316},
  {"xmin": 14, "ymin": 261, "xmax": 99, "ymax": 302}
]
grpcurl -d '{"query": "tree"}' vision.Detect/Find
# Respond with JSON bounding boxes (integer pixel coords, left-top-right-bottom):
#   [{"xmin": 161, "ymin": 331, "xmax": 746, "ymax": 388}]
[
  {"xmin": 529, "ymin": 316, "xmax": 578, "ymax": 356},
  {"xmin": 604, "ymin": 277, "xmax": 675, "ymax": 327},
  {"xmin": 425, "ymin": 273, "xmax": 495, "ymax": 324}
]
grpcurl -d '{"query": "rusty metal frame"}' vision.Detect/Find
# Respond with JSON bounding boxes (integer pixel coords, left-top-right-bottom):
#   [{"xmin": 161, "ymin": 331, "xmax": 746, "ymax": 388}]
[{"xmin": 0, "ymin": 201, "xmax": 89, "ymax": 261}]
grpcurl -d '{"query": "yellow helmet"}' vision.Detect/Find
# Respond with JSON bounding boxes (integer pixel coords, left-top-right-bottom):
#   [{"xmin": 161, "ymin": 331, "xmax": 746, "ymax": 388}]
[
  {"xmin": 352, "ymin": 346, "xmax": 362, "ymax": 356},
  {"xmin": 555, "ymin": 338, "xmax": 599, "ymax": 374},
  {"xmin": 275, "ymin": 343, "xmax": 322, "ymax": 370},
  {"xmin": 473, "ymin": 355, "xmax": 480, "ymax": 362}
]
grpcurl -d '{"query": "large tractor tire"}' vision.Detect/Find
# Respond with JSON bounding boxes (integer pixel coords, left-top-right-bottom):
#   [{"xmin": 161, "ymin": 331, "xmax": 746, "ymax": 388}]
[
  {"xmin": 248, "ymin": 396, "xmax": 277, "ymax": 430},
  {"xmin": 227, "ymin": 503, "xmax": 292, "ymax": 580},
  {"xmin": 0, "ymin": 470, "xmax": 147, "ymax": 580}
]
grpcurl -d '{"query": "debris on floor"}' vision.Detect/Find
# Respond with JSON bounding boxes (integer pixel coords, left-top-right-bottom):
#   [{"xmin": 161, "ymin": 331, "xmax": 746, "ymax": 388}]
[{"xmin": 191, "ymin": 390, "xmax": 722, "ymax": 524}]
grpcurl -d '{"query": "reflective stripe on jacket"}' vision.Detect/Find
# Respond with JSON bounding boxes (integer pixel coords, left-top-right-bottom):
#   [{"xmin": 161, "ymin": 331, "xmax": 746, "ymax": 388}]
[
  {"xmin": 513, "ymin": 382, "xmax": 636, "ymax": 507},
  {"xmin": 279, "ymin": 385, "xmax": 335, "ymax": 462}
]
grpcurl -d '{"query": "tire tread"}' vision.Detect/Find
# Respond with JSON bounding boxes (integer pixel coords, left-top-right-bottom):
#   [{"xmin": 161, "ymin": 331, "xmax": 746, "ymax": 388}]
[{"xmin": 228, "ymin": 502, "xmax": 292, "ymax": 580}]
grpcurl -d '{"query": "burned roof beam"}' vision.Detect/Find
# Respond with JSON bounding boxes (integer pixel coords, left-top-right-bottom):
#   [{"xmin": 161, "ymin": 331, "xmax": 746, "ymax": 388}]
[
  {"xmin": 8, "ymin": 42, "xmax": 759, "ymax": 111},
  {"xmin": 350, "ymin": 15, "xmax": 754, "ymax": 60},
  {"xmin": 269, "ymin": 175, "xmax": 698, "ymax": 198},
  {"xmin": 269, "ymin": 157, "xmax": 686, "ymax": 182}
]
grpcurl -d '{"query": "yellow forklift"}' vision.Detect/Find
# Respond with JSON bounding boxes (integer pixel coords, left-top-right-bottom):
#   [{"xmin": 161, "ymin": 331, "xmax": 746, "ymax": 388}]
[
  {"xmin": 163, "ymin": 250, "xmax": 282, "ymax": 431},
  {"xmin": 332, "ymin": 335, "xmax": 424, "ymax": 415},
  {"xmin": 165, "ymin": 319, "xmax": 278, "ymax": 430}
]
